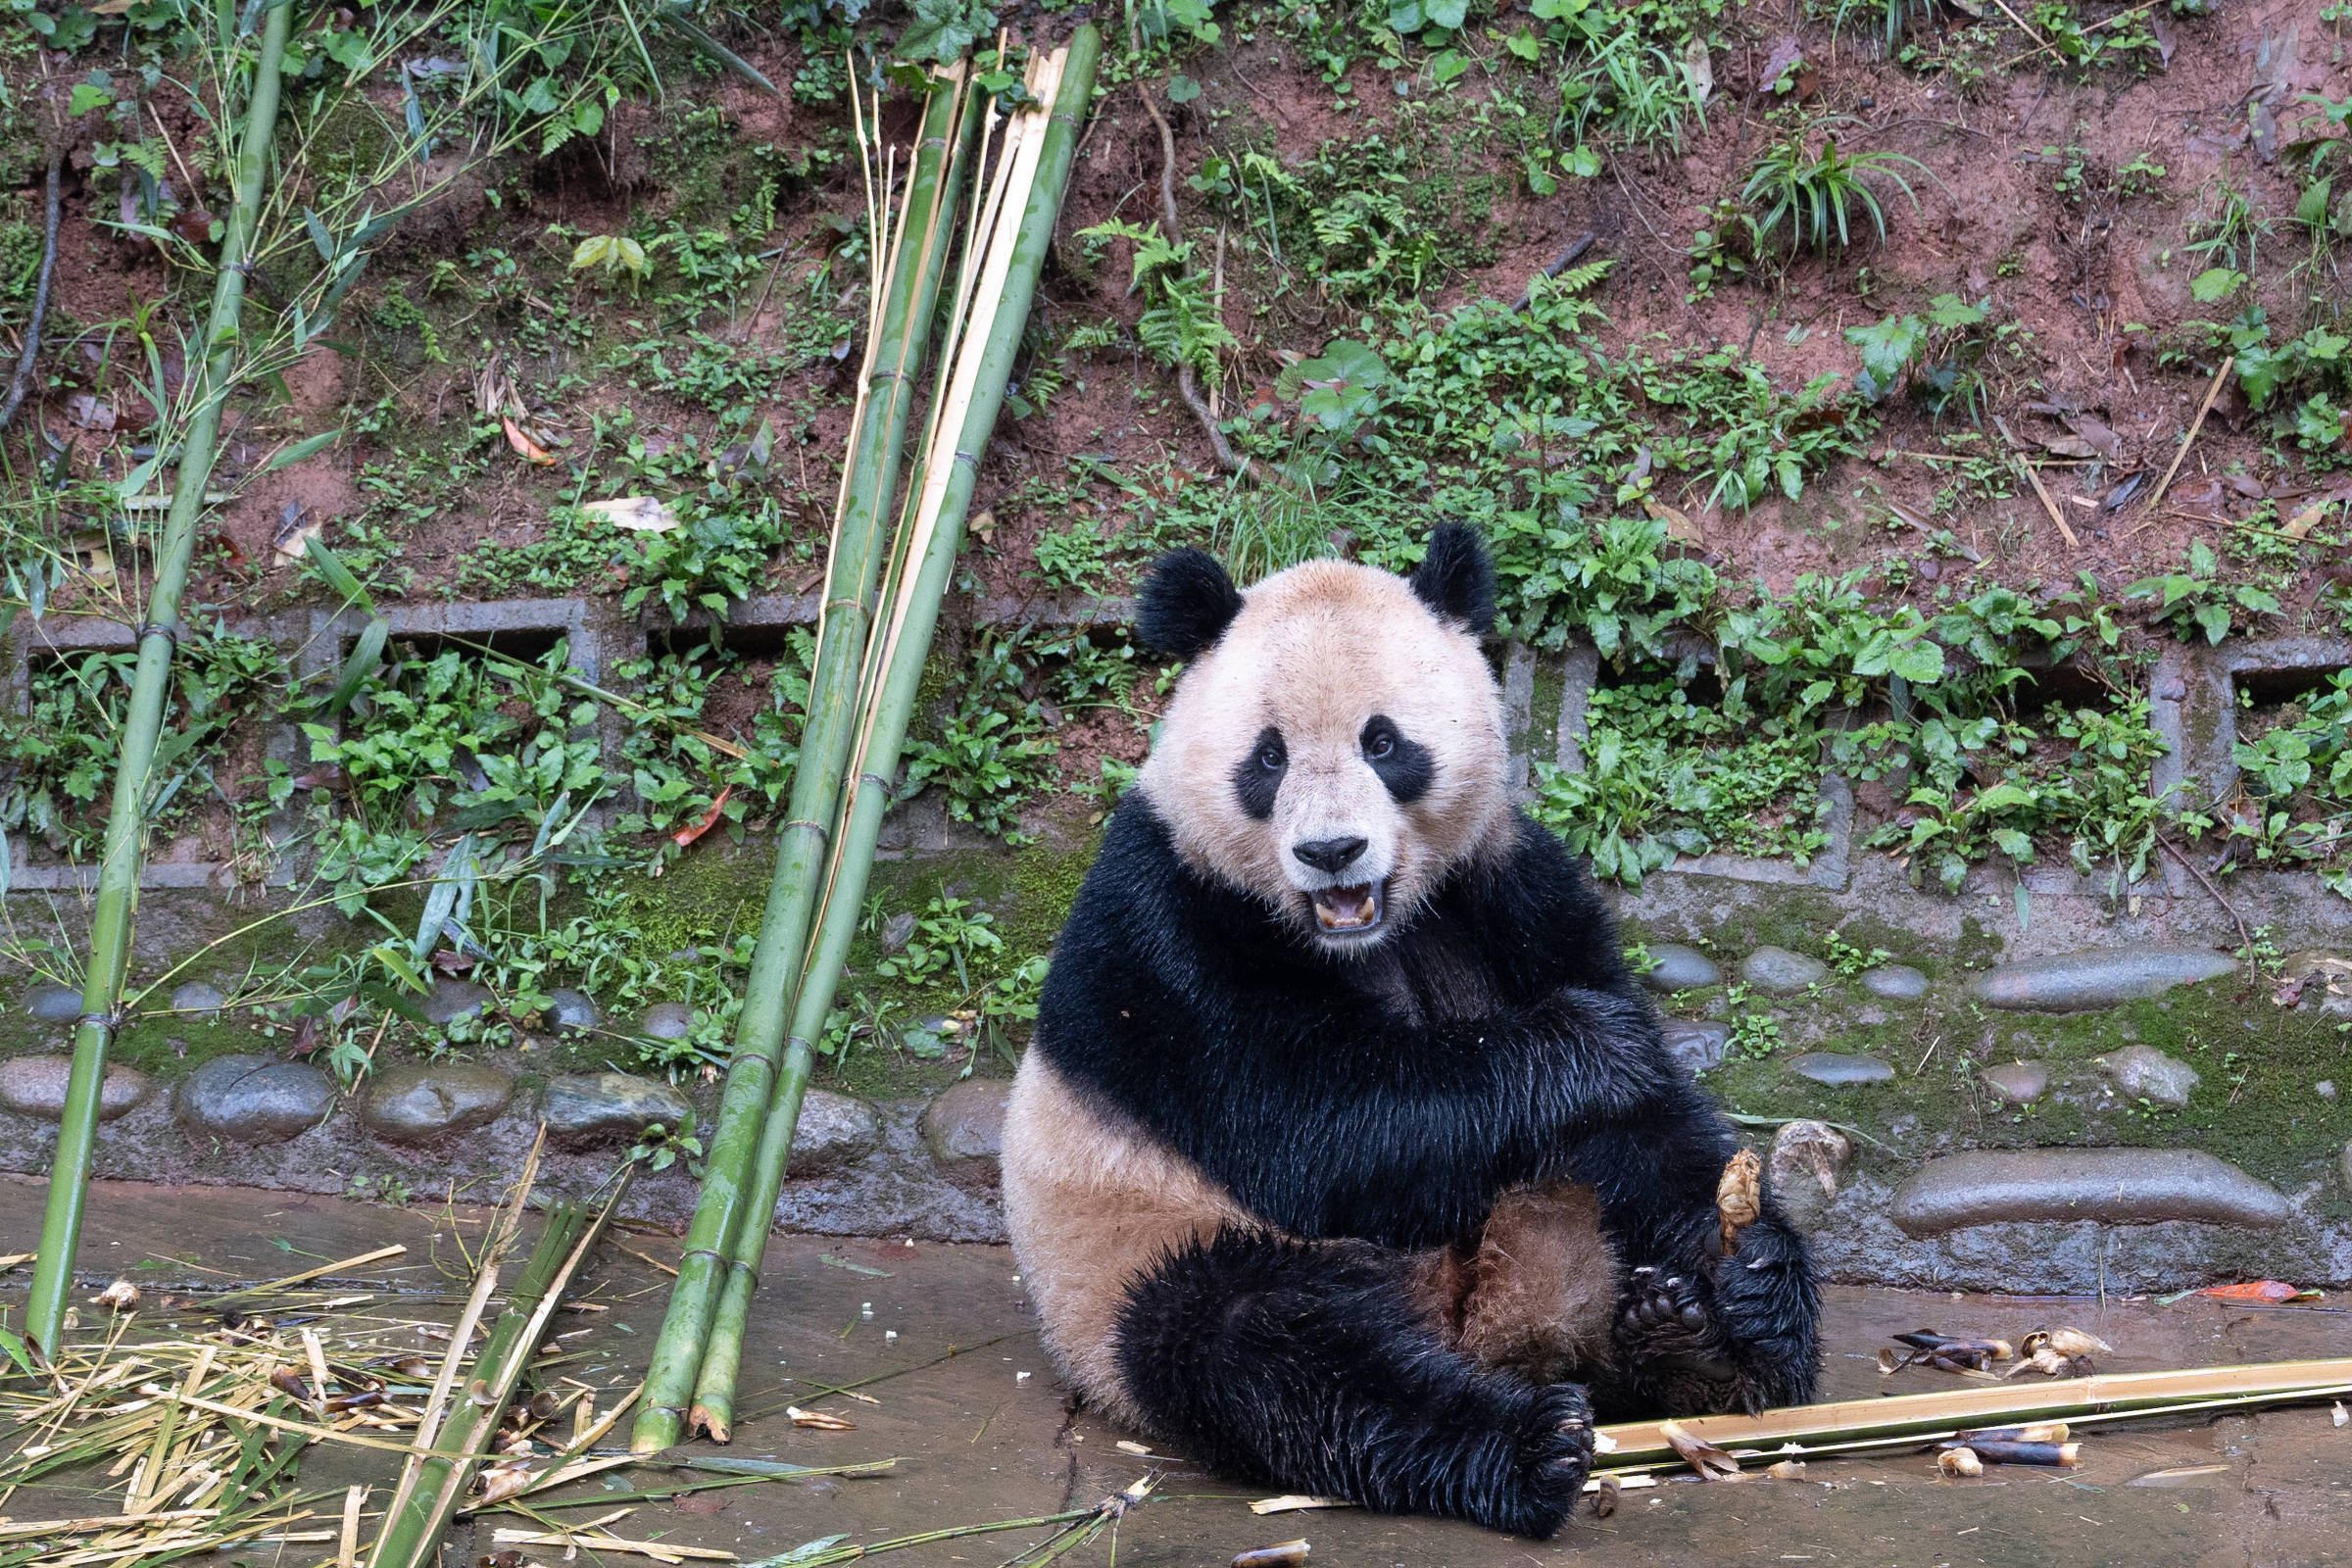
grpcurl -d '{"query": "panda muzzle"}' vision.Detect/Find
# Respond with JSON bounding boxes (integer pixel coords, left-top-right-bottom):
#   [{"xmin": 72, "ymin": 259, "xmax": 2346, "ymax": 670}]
[{"xmin": 1310, "ymin": 880, "xmax": 1384, "ymax": 934}]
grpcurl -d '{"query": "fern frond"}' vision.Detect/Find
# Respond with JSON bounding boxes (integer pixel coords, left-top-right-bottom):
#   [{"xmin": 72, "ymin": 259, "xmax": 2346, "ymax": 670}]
[{"xmin": 1557, "ymin": 257, "xmax": 1614, "ymax": 293}]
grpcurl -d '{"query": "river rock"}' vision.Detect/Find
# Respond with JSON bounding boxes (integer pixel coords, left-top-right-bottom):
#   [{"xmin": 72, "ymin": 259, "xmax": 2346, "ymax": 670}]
[
  {"xmin": 171, "ymin": 981, "xmax": 226, "ymax": 1020},
  {"xmin": 881, "ymin": 911, "xmax": 918, "ymax": 955},
  {"xmin": 1966, "ymin": 946, "xmax": 2236, "ymax": 1012},
  {"xmin": 792, "ymin": 1089, "xmax": 885, "ymax": 1176},
  {"xmin": 2096, "ymin": 1045, "xmax": 2201, "ymax": 1109},
  {"xmin": 1660, "ymin": 1018, "xmax": 1732, "ymax": 1075},
  {"xmin": 421, "ymin": 980, "xmax": 491, "ymax": 1025},
  {"xmin": 1641, "ymin": 943, "xmax": 1722, "ymax": 993},
  {"xmin": 1787, "ymin": 1052, "xmax": 1893, "ymax": 1086},
  {"xmin": 546, "ymin": 989, "xmax": 601, "ymax": 1036},
  {"xmin": 1980, "ymin": 1061, "xmax": 2050, "ymax": 1106},
  {"xmin": 1767, "ymin": 1119, "xmax": 1853, "ymax": 1231},
  {"xmin": 639, "ymin": 1003, "xmax": 694, "ymax": 1041},
  {"xmin": 22, "ymin": 984, "xmax": 83, "ymax": 1023},
  {"xmin": 1889, "ymin": 1149, "xmax": 2289, "ymax": 1235},
  {"xmin": 919, "ymin": 1079, "xmax": 1010, "ymax": 1191},
  {"xmin": 0, "ymin": 1054, "xmax": 151, "ymax": 1121},
  {"xmin": 1740, "ymin": 947, "xmax": 1828, "ymax": 996},
  {"xmin": 173, "ymin": 1055, "xmax": 333, "ymax": 1142},
  {"xmin": 544, "ymin": 1071, "xmax": 689, "ymax": 1148},
  {"xmin": 359, "ymin": 1062, "xmax": 514, "ymax": 1144},
  {"xmin": 1859, "ymin": 963, "xmax": 1929, "ymax": 1001}
]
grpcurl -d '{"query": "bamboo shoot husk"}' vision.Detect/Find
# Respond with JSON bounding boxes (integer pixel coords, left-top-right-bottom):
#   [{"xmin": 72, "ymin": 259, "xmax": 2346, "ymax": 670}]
[
  {"xmin": 24, "ymin": 2, "xmax": 296, "ymax": 1351},
  {"xmin": 630, "ymin": 69, "xmax": 976, "ymax": 1455},
  {"xmin": 1598, "ymin": 1356, "xmax": 2352, "ymax": 1472},
  {"xmin": 685, "ymin": 30, "xmax": 1099, "ymax": 1440}
]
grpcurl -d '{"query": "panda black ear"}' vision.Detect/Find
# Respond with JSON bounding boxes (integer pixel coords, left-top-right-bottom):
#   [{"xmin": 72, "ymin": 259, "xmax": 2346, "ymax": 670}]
[
  {"xmin": 1409, "ymin": 523, "xmax": 1496, "ymax": 636},
  {"xmin": 1137, "ymin": 548, "xmax": 1245, "ymax": 661}
]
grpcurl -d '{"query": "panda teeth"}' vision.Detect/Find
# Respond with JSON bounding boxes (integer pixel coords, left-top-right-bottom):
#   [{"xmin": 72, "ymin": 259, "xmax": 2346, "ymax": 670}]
[{"xmin": 1312, "ymin": 883, "xmax": 1381, "ymax": 932}]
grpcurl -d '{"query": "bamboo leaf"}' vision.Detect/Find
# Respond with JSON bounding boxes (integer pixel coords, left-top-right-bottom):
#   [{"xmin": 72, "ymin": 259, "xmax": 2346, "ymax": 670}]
[
  {"xmin": 264, "ymin": 428, "xmax": 341, "ymax": 472},
  {"xmin": 327, "ymin": 618, "xmax": 388, "ymax": 714},
  {"xmin": 304, "ymin": 537, "xmax": 376, "ymax": 617}
]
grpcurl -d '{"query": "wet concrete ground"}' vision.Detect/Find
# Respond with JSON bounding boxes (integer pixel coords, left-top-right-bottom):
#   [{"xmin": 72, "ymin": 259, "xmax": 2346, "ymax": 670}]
[{"xmin": 5, "ymin": 1179, "xmax": 2351, "ymax": 1567}]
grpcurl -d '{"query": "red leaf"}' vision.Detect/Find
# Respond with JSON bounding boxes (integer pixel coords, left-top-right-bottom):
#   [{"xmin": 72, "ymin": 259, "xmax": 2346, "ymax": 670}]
[
  {"xmin": 503, "ymin": 416, "xmax": 555, "ymax": 466},
  {"xmin": 288, "ymin": 1015, "xmax": 323, "ymax": 1057},
  {"xmin": 670, "ymin": 786, "xmax": 734, "ymax": 850},
  {"xmin": 2195, "ymin": 1281, "xmax": 2303, "ymax": 1301}
]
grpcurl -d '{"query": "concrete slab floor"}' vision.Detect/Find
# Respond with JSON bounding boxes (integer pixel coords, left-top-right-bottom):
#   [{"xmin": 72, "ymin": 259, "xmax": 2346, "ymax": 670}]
[{"xmin": 4, "ymin": 1180, "xmax": 2351, "ymax": 1568}]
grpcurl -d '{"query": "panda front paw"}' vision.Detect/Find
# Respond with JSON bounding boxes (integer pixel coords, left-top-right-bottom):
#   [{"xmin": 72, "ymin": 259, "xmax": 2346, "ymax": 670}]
[{"xmin": 1493, "ymin": 1382, "xmax": 1594, "ymax": 1539}]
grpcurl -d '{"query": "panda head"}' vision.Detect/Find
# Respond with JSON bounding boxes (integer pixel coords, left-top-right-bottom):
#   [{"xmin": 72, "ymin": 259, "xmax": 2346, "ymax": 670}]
[{"xmin": 1133, "ymin": 525, "xmax": 1507, "ymax": 952}]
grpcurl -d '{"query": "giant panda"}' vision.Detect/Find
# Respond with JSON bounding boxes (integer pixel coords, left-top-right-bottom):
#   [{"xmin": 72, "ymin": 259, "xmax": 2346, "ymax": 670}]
[{"xmin": 1001, "ymin": 526, "xmax": 1819, "ymax": 1539}]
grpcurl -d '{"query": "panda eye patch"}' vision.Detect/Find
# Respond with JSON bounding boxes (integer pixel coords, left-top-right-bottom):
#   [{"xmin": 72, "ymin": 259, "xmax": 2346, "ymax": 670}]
[
  {"xmin": 1360, "ymin": 714, "xmax": 1434, "ymax": 805},
  {"xmin": 1232, "ymin": 725, "xmax": 1286, "ymax": 820}
]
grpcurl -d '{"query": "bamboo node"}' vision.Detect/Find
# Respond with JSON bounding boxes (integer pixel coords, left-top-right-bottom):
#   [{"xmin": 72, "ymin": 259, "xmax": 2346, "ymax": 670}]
[
  {"xmin": 953, "ymin": 449, "xmax": 980, "ymax": 466},
  {"xmin": 781, "ymin": 819, "xmax": 832, "ymax": 842},
  {"xmin": 76, "ymin": 1010, "xmax": 121, "ymax": 1033},
  {"xmin": 858, "ymin": 772, "xmax": 894, "ymax": 793},
  {"xmin": 134, "ymin": 619, "xmax": 182, "ymax": 648}
]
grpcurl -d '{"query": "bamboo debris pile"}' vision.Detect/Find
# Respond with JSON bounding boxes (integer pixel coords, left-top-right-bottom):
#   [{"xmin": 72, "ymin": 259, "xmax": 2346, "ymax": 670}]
[
  {"xmin": 632, "ymin": 25, "xmax": 1102, "ymax": 1455},
  {"xmin": 0, "ymin": 1151, "xmax": 635, "ymax": 1568}
]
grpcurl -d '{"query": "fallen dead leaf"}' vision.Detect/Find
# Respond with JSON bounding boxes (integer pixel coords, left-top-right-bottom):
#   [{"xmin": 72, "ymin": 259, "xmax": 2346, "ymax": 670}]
[
  {"xmin": 1642, "ymin": 496, "xmax": 1702, "ymax": 545},
  {"xmin": 786, "ymin": 1405, "xmax": 855, "ymax": 1431},
  {"xmin": 65, "ymin": 393, "xmax": 116, "ymax": 431},
  {"xmin": 503, "ymin": 416, "xmax": 556, "ymax": 466},
  {"xmin": 582, "ymin": 496, "xmax": 678, "ymax": 533},
  {"xmin": 270, "ymin": 503, "xmax": 321, "ymax": 564}
]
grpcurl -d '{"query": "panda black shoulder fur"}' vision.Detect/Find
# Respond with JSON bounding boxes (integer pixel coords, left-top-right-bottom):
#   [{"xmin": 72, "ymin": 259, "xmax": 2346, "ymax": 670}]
[{"xmin": 1002, "ymin": 527, "xmax": 1819, "ymax": 1539}]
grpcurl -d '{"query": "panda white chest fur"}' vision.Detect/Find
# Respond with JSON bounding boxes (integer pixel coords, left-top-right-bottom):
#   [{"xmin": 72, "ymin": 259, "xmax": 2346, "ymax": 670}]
[{"xmin": 1000, "ymin": 528, "xmax": 1819, "ymax": 1539}]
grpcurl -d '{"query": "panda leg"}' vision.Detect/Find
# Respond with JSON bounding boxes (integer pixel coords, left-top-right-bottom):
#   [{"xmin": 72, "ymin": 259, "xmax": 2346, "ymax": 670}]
[{"xmin": 1113, "ymin": 1226, "xmax": 1594, "ymax": 1539}]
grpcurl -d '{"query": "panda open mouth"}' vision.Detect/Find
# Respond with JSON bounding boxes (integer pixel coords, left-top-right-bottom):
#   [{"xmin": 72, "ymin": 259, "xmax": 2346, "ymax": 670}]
[{"xmin": 1310, "ymin": 880, "xmax": 1386, "ymax": 936}]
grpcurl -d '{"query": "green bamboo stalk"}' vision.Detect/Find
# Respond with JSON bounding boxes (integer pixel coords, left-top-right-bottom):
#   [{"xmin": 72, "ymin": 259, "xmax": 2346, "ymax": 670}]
[
  {"xmin": 367, "ymin": 1179, "xmax": 627, "ymax": 1568},
  {"xmin": 629, "ymin": 73, "xmax": 974, "ymax": 1455},
  {"xmin": 685, "ymin": 25, "xmax": 1102, "ymax": 1442},
  {"xmin": 23, "ymin": 2, "xmax": 295, "ymax": 1352}
]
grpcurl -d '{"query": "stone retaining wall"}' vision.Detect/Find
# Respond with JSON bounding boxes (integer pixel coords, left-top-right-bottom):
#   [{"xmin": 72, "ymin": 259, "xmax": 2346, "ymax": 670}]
[{"xmin": 8, "ymin": 613, "xmax": 2352, "ymax": 1294}]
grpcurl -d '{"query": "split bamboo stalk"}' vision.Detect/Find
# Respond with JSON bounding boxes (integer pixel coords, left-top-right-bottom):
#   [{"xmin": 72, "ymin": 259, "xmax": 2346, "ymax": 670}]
[
  {"xmin": 629, "ymin": 71, "xmax": 977, "ymax": 1455},
  {"xmin": 684, "ymin": 27, "xmax": 1102, "ymax": 1443},
  {"xmin": 25, "ymin": 1, "xmax": 295, "ymax": 1352},
  {"xmin": 681, "ymin": 76, "xmax": 1047, "ymax": 1443},
  {"xmin": 365, "ymin": 1173, "xmax": 627, "ymax": 1568},
  {"xmin": 1598, "ymin": 1355, "xmax": 2352, "ymax": 1470}
]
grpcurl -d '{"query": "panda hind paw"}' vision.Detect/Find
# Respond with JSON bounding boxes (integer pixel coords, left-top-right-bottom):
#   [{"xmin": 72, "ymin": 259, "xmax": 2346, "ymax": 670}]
[
  {"xmin": 1615, "ymin": 1266, "xmax": 1740, "ymax": 1386},
  {"xmin": 1496, "ymin": 1382, "xmax": 1594, "ymax": 1538}
]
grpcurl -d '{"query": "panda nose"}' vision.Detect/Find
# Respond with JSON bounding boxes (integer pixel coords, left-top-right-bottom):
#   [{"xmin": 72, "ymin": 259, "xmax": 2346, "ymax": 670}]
[{"xmin": 1294, "ymin": 836, "xmax": 1368, "ymax": 874}]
